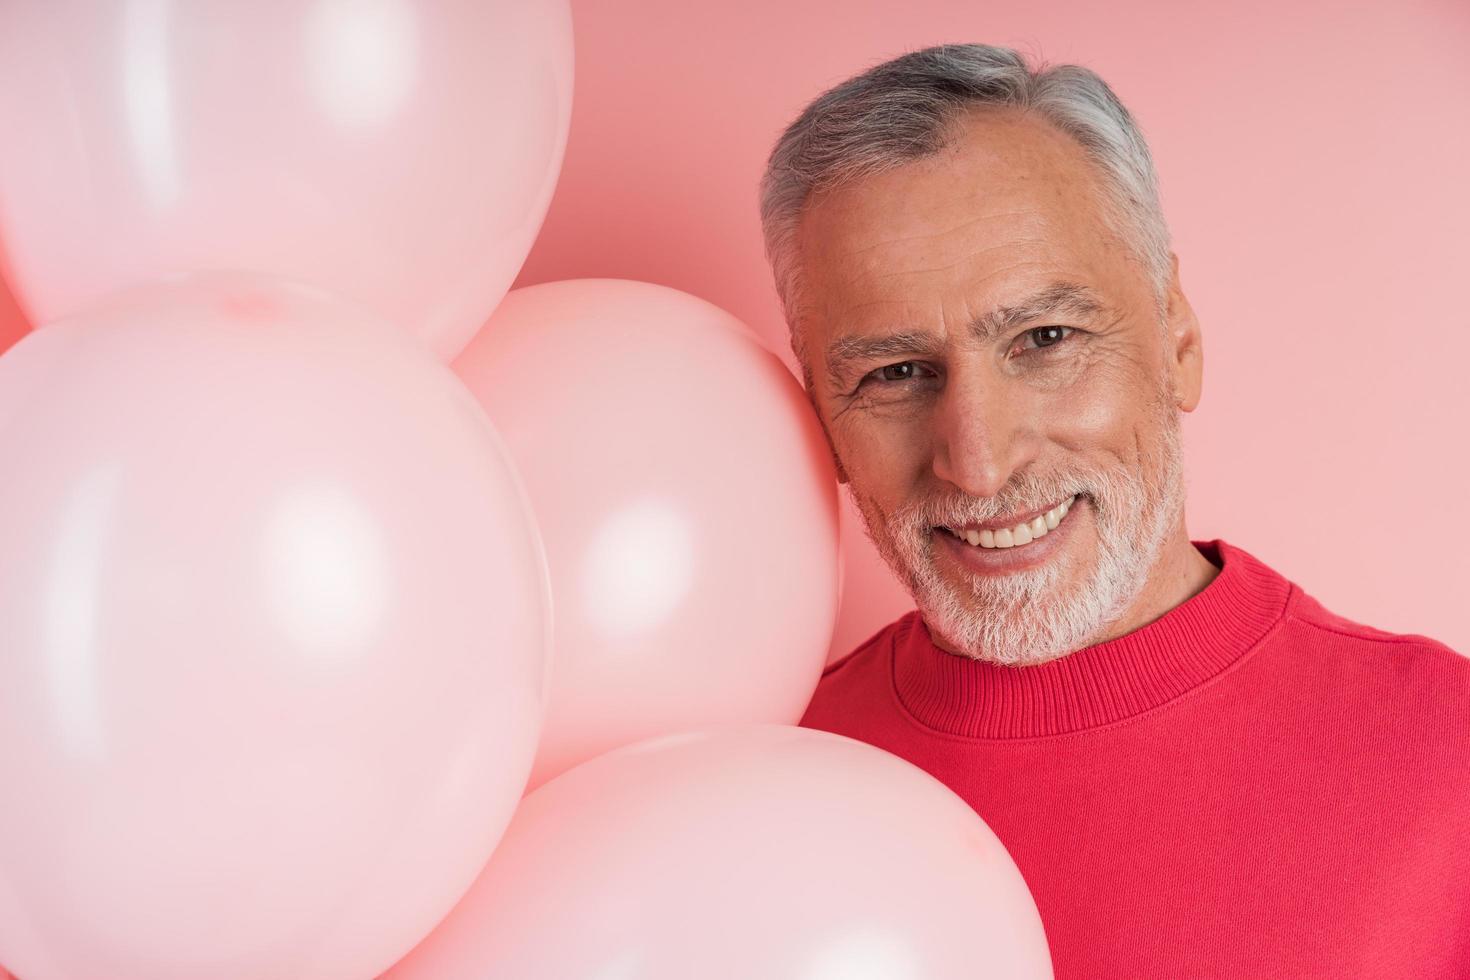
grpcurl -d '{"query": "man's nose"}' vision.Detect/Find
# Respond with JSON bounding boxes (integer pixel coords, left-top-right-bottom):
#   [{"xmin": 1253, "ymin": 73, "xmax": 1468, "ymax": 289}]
[{"xmin": 930, "ymin": 374, "xmax": 1038, "ymax": 499}]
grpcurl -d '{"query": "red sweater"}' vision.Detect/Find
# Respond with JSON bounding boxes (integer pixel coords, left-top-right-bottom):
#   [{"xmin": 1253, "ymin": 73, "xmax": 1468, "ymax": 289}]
[{"xmin": 800, "ymin": 538, "xmax": 1470, "ymax": 979}]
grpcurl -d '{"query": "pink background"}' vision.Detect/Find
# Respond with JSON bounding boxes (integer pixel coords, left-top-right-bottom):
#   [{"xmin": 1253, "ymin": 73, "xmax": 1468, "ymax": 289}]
[{"xmin": 3, "ymin": 0, "xmax": 1466, "ymax": 658}]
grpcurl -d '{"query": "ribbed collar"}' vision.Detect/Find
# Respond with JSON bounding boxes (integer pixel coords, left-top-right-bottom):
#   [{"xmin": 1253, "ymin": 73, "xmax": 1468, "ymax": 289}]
[{"xmin": 891, "ymin": 539, "xmax": 1294, "ymax": 739}]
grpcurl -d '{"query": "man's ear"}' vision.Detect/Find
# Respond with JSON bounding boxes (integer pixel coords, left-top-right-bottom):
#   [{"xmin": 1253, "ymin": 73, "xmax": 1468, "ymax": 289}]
[{"xmin": 1163, "ymin": 252, "xmax": 1204, "ymax": 413}]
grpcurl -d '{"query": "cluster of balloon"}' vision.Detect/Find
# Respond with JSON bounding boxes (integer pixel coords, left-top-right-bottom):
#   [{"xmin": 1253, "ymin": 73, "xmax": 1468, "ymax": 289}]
[{"xmin": 0, "ymin": 2, "xmax": 1053, "ymax": 979}]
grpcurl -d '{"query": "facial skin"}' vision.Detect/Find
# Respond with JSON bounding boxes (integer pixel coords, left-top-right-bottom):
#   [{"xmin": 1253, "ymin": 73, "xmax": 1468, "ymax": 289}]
[{"xmin": 792, "ymin": 107, "xmax": 1220, "ymax": 666}]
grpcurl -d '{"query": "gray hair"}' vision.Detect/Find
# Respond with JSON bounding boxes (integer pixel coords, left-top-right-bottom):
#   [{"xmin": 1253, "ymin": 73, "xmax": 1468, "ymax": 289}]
[{"xmin": 758, "ymin": 43, "xmax": 1173, "ymax": 378}]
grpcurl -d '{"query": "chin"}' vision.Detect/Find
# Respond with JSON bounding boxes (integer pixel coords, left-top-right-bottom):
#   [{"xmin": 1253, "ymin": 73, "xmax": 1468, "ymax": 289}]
[
  {"xmin": 913, "ymin": 555, "xmax": 1100, "ymax": 667},
  {"xmin": 928, "ymin": 615, "xmax": 1076, "ymax": 667}
]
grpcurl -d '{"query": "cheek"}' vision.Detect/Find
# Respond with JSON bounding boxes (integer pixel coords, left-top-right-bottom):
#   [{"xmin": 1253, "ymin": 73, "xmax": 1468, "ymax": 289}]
[
  {"xmin": 830, "ymin": 406, "xmax": 933, "ymax": 498},
  {"xmin": 1043, "ymin": 353, "xmax": 1155, "ymax": 454}
]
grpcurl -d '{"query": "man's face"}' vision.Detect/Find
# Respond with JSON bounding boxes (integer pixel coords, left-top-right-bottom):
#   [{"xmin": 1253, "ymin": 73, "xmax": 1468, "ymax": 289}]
[{"xmin": 793, "ymin": 108, "xmax": 1203, "ymax": 666}]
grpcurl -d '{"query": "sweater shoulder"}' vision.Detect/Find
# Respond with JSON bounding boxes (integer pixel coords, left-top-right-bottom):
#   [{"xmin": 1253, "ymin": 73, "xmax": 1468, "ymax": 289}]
[
  {"xmin": 1289, "ymin": 585, "xmax": 1467, "ymax": 663},
  {"xmin": 1282, "ymin": 587, "xmax": 1469, "ymax": 733},
  {"xmin": 1258, "ymin": 589, "xmax": 1470, "ymax": 820}
]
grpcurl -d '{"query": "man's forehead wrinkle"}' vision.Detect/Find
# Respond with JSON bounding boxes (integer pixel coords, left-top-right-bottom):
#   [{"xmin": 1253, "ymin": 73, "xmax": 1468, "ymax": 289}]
[
  {"xmin": 868, "ymin": 237, "xmax": 1052, "ymax": 281},
  {"xmin": 832, "ymin": 297, "xmax": 917, "ymax": 315},
  {"xmin": 831, "ymin": 207, "xmax": 1046, "ymax": 261}
]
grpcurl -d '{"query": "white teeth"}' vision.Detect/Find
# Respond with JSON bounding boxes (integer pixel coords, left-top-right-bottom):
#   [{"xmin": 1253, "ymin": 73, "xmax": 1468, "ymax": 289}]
[{"xmin": 947, "ymin": 494, "xmax": 1078, "ymax": 550}]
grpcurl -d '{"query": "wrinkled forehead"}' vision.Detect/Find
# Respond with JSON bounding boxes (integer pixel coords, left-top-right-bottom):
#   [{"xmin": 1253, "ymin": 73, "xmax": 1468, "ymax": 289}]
[{"xmin": 792, "ymin": 110, "xmax": 1123, "ymax": 335}]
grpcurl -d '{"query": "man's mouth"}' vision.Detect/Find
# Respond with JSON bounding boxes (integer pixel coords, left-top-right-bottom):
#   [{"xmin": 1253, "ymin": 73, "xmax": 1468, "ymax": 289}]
[{"xmin": 936, "ymin": 494, "xmax": 1080, "ymax": 550}]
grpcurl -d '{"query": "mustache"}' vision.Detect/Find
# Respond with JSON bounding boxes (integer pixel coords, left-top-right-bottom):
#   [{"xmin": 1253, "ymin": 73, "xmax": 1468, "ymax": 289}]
[{"xmin": 897, "ymin": 486, "xmax": 1092, "ymax": 530}]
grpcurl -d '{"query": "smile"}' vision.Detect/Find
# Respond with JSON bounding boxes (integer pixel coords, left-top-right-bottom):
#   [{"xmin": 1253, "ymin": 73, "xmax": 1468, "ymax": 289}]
[{"xmin": 940, "ymin": 494, "xmax": 1079, "ymax": 549}]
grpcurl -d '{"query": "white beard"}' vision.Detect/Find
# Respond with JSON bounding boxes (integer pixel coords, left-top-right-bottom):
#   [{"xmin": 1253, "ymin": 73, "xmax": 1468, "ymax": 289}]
[{"xmin": 848, "ymin": 376, "xmax": 1186, "ymax": 667}]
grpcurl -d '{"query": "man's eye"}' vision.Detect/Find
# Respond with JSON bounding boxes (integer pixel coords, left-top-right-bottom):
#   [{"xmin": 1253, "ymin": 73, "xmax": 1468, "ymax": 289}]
[
  {"xmin": 866, "ymin": 361, "xmax": 930, "ymax": 385},
  {"xmin": 1015, "ymin": 325, "xmax": 1076, "ymax": 354}
]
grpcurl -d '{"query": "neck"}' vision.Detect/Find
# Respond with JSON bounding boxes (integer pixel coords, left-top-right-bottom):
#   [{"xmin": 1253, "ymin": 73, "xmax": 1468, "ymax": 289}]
[{"xmin": 1096, "ymin": 524, "xmax": 1221, "ymax": 645}]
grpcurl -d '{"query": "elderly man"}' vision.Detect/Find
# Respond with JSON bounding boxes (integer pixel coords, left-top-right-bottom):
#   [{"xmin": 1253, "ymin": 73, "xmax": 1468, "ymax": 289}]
[{"xmin": 761, "ymin": 43, "xmax": 1468, "ymax": 979}]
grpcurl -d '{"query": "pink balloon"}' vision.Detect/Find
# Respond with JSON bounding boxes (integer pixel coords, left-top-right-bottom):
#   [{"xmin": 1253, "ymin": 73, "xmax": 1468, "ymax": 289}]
[
  {"xmin": 0, "ymin": 275, "xmax": 551, "ymax": 980},
  {"xmin": 386, "ymin": 724, "xmax": 1054, "ymax": 979},
  {"xmin": 453, "ymin": 279, "xmax": 841, "ymax": 790},
  {"xmin": 0, "ymin": 0, "xmax": 572, "ymax": 361}
]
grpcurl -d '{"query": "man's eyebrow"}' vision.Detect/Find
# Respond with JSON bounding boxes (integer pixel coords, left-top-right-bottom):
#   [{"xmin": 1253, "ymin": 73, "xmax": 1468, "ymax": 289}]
[
  {"xmin": 825, "ymin": 330, "xmax": 948, "ymax": 381},
  {"xmin": 823, "ymin": 281, "xmax": 1107, "ymax": 383},
  {"xmin": 971, "ymin": 281, "xmax": 1106, "ymax": 341}
]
